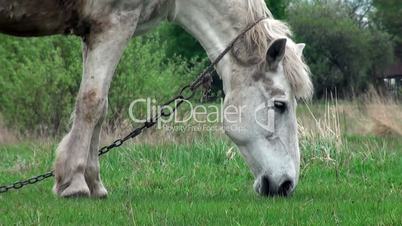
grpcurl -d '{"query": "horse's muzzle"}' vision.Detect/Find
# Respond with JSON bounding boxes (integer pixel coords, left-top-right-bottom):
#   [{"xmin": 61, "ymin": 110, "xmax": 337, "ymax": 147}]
[{"xmin": 254, "ymin": 174, "xmax": 294, "ymax": 197}]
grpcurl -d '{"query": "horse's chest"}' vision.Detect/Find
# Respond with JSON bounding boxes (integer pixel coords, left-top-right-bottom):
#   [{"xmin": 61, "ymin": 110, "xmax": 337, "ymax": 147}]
[
  {"xmin": 135, "ymin": 0, "xmax": 172, "ymax": 34},
  {"xmin": 140, "ymin": 0, "xmax": 170, "ymax": 20}
]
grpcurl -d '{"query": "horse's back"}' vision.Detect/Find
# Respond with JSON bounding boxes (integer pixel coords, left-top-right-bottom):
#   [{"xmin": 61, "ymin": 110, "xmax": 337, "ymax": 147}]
[{"xmin": 0, "ymin": 0, "xmax": 83, "ymax": 37}]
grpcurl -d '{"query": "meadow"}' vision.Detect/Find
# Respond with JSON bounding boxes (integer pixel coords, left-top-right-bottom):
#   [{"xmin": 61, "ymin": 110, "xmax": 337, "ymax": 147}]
[
  {"xmin": 1, "ymin": 104, "xmax": 401, "ymax": 225},
  {"xmin": 1, "ymin": 0, "xmax": 401, "ymax": 224}
]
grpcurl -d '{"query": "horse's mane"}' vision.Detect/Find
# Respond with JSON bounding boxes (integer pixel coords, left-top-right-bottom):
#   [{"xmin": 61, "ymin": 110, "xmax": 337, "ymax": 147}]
[{"xmin": 245, "ymin": 0, "xmax": 313, "ymax": 99}]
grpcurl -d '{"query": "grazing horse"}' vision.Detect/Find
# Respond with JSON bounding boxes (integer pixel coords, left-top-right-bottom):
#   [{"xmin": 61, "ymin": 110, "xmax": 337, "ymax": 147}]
[{"xmin": 0, "ymin": 0, "xmax": 312, "ymax": 198}]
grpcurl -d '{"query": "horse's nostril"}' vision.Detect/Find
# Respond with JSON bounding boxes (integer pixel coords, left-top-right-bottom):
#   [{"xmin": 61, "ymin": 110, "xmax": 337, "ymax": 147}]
[
  {"xmin": 260, "ymin": 175, "xmax": 271, "ymax": 196},
  {"xmin": 257, "ymin": 176, "xmax": 294, "ymax": 197},
  {"xmin": 278, "ymin": 180, "xmax": 293, "ymax": 196}
]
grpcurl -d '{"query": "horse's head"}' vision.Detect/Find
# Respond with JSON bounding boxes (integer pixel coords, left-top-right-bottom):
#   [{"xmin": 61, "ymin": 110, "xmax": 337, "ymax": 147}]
[{"xmin": 223, "ymin": 38, "xmax": 309, "ymax": 197}]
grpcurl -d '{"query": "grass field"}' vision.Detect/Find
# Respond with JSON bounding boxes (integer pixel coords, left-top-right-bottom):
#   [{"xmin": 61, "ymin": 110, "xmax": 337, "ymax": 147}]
[{"xmin": 0, "ymin": 135, "xmax": 401, "ymax": 225}]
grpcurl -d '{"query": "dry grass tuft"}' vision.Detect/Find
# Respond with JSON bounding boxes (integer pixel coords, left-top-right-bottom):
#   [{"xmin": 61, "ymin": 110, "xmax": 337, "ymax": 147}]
[
  {"xmin": 298, "ymin": 88, "xmax": 402, "ymax": 138},
  {"xmin": 298, "ymin": 96, "xmax": 343, "ymax": 163},
  {"xmin": 363, "ymin": 87, "xmax": 402, "ymax": 136},
  {"xmin": 299, "ymin": 97, "xmax": 343, "ymax": 146}
]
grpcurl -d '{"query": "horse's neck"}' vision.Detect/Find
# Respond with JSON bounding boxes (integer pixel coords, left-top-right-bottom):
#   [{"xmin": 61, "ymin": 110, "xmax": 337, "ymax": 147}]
[{"xmin": 172, "ymin": 0, "xmax": 247, "ymax": 92}]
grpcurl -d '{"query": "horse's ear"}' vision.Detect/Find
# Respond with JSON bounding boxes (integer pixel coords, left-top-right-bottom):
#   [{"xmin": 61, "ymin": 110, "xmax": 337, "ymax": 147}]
[
  {"xmin": 296, "ymin": 43, "xmax": 306, "ymax": 57},
  {"xmin": 266, "ymin": 38, "xmax": 287, "ymax": 70}
]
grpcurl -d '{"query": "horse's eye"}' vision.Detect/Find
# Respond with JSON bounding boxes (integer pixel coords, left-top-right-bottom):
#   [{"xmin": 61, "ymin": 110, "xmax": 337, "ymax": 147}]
[{"xmin": 274, "ymin": 101, "xmax": 287, "ymax": 113}]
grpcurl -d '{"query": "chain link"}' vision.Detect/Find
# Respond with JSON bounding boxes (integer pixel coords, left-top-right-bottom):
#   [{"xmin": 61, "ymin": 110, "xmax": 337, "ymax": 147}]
[
  {"xmin": 0, "ymin": 171, "xmax": 54, "ymax": 193},
  {"xmin": 0, "ymin": 18, "xmax": 267, "ymax": 194}
]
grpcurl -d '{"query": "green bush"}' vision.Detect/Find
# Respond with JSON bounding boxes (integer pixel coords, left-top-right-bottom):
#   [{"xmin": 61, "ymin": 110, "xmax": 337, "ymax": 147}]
[
  {"xmin": 0, "ymin": 36, "xmax": 82, "ymax": 135},
  {"xmin": 0, "ymin": 28, "xmax": 202, "ymax": 136}
]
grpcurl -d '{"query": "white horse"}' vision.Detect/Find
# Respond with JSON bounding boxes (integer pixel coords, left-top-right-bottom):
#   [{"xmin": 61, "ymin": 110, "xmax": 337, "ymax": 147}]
[{"xmin": 0, "ymin": 0, "xmax": 312, "ymax": 198}]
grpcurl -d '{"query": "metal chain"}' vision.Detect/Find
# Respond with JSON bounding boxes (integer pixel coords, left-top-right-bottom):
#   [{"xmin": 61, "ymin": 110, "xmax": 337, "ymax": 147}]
[{"xmin": 0, "ymin": 17, "xmax": 267, "ymax": 194}]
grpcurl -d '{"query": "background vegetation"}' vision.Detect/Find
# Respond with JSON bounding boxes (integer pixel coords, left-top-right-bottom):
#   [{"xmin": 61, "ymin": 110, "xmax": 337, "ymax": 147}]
[{"xmin": 0, "ymin": 0, "xmax": 400, "ymax": 136}]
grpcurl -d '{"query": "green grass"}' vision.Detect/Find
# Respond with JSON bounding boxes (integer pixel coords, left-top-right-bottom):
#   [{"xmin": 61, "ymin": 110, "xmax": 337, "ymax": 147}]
[{"xmin": 0, "ymin": 136, "xmax": 401, "ymax": 225}]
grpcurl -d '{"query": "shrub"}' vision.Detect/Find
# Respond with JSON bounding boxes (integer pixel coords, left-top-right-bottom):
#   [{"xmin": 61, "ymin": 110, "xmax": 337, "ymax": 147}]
[
  {"xmin": 0, "ymin": 28, "xmax": 202, "ymax": 136},
  {"xmin": 287, "ymin": 0, "xmax": 394, "ymax": 98}
]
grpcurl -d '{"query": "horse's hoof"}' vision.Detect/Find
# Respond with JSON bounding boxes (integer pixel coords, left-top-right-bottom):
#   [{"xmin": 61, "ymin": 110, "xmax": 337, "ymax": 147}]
[
  {"xmin": 62, "ymin": 189, "xmax": 91, "ymax": 198},
  {"xmin": 90, "ymin": 184, "xmax": 108, "ymax": 198},
  {"xmin": 57, "ymin": 178, "xmax": 91, "ymax": 198},
  {"xmin": 60, "ymin": 185, "xmax": 90, "ymax": 198}
]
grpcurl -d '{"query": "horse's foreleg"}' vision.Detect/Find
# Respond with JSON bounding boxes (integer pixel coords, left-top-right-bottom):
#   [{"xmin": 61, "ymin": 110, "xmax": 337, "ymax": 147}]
[
  {"xmin": 85, "ymin": 100, "xmax": 108, "ymax": 198},
  {"xmin": 53, "ymin": 11, "xmax": 140, "ymax": 198}
]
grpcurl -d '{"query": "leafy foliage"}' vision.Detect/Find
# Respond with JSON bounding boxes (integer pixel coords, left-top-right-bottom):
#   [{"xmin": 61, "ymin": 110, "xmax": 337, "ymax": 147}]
[
  {"xmin": 0, "ymin": 36, "xmax": 82, "ymax": 135},
  {"xmin": 287, "ymin": 0, "xmax": 394, "ymax": 97},
  {"xmin": 157, "ymin": 24, "xmax": 206, "ymax": 61},
  {"xmin": 265, "ymin": 0, "xmax": 289, "ymax": 19},
  {"xmin": 373, "ymin": 0, "xmax": 402, "ymax": 44},
  {"xmin": 0, "ymin": 30, "xmax": 201, "ymax": 136}
]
